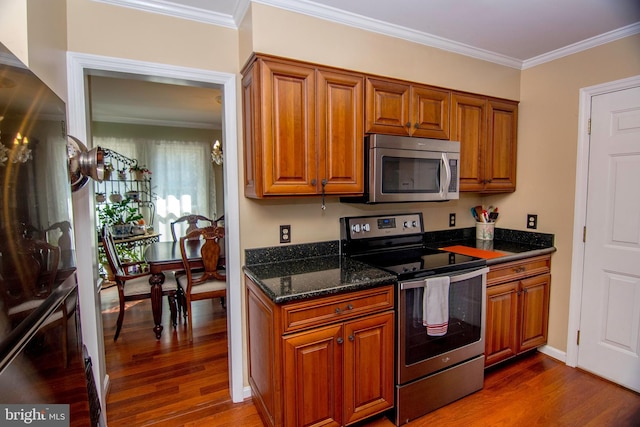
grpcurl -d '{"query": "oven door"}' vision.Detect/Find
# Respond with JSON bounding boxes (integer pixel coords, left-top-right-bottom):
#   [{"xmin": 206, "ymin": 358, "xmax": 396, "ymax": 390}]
[
  {"xmin": 370, "ymin": 147, "xmax": 459, "ymax": 203},
  {"xmin": 397, "ymin": 267, "xmax": 488, "ymax": 385}
]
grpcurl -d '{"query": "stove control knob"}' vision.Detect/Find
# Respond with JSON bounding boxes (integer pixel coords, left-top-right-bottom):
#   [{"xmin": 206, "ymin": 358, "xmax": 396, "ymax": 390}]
[
  {"xmin": 362, "ymin": 223, "xmax": 371, "ymax": 232},
  {"xmin": 403, "ymin": 221, "xmax": 413, "ymax": 229},
  {"xmin": 352, "ymin": 224, "xmax": 361, "ymax": 233}
]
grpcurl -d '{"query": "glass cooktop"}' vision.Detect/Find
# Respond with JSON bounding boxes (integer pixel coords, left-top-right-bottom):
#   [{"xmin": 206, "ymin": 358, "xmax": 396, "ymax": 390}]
[{"xmin": 353, "ymin": 246, "xmax": 486, "ymax": 280}]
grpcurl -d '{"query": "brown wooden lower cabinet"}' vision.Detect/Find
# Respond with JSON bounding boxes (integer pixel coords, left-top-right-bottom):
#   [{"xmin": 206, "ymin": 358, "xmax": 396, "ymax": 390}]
[
  {"xmin": 246, "ymin": 276, "xmax": 395, "ymax": 427},
  {"xmin": 485, "ymin": 255, "xmax": 551, "ymax": 367}
]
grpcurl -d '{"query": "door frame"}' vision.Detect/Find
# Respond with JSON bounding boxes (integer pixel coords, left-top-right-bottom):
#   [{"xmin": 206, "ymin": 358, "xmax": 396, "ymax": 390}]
[
  {"xmin": 566, "ymin": 74, "xmax": 640, "ymax": 367},
  {"xmin": 66, "ymin": 52, "xmax": 246, "ymax": 404}
]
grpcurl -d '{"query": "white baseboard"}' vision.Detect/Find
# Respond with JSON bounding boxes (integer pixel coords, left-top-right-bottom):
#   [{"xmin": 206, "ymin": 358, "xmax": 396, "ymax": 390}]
[
  {"xmin": 243, "ymin": 385, "xmax": 253, "ymax": 400},
  {"xmin": 538, "ymin": 345, "xmax": 566, "ymax": 363}
]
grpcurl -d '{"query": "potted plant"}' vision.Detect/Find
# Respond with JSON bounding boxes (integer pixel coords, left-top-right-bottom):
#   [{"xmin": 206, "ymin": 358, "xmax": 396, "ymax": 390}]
[
  {"xmin": 98, "ymin": 199, "xmax": 143, "ymax": 238},
  {"xmin": 103, "ymin": 163, "xmax": 114, "ymax": 180},
  {"xmin": 129, "ymin": 163, "xmax": 151, "ymax": 180},
  {"xmin": 117, "ymin": 168, "xmax": 127, "ymax": 180}
]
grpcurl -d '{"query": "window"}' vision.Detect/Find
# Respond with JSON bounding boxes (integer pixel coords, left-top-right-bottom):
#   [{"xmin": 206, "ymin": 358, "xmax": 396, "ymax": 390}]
[{"xmin": 94, "ymin": 136, "xmax": 216, "ymax": 242}]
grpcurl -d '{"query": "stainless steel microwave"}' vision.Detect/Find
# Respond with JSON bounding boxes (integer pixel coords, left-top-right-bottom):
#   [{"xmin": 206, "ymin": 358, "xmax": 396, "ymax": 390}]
[{"xmin": 341, "ymin": 134, "xmax": 460, "ymax": 204}]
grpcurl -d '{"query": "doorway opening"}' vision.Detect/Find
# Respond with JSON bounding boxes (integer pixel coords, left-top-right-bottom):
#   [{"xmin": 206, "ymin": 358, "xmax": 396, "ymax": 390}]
[{"xmin": 67, "ymin": 52, "xmax": 244, "ymax": 411}]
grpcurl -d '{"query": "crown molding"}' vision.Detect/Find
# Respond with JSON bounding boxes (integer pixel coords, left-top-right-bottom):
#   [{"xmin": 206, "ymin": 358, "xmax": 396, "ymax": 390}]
[
  {"xmin": 523, "ymin": 22, "xmax": 640, "ymax": 70},
  {"xmin": 92, "ymin": 0, "xmax": 237, "ymax": 28},
  {"xmin": 254, "ymin": 0, "xmax": 524, "ymax": 69},
  {"xmin": 92, "ymin": 0, "xmax": 639, "ymax": 71}
]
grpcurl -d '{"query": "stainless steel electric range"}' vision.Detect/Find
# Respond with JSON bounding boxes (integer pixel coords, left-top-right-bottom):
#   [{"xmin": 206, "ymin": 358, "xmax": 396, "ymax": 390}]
[{"xmin": 340, "ymin": 213, "xmax": 489, "ymax": 425}]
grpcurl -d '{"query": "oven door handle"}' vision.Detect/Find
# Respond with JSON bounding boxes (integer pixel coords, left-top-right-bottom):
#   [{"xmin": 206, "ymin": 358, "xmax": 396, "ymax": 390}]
[{"xmin": 400, "ymin": 267, "xmax": 489, "ymax": 290}]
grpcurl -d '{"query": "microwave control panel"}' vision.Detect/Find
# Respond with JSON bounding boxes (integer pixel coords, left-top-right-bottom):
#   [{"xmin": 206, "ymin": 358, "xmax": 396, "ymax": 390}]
[{"xmin": 341, "ymin": 213, "xmax": 423, "ymax": 240}]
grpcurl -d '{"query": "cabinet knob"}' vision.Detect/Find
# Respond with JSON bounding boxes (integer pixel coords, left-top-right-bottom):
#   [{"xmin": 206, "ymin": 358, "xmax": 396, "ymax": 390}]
[
  {"xmin": 414, "ymin": 123, "xmax": 420, "ymax": 129},
  {"xmin": 346, "ymin": 304, "xmax": 353, "ymax": 311},
  {"xmin": 405, "ymin": 122, "xmax": 411, "ymax": 128},
  {"xmin": 337, "ymin": 337, "xmax": 344, "ymax": 344},
  {"xmin": 348, "ymin": 335, "xmax": 354, "ymax": 342},
  {"xmin": 311, "ymin": 178, "xmax": 316, "ymax": 186}
]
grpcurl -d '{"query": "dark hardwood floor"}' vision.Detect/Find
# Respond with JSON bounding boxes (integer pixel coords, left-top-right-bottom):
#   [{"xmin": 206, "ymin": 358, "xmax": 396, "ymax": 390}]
[{"xmin": 101, "ymin": 286, "xmax": 640, "ymax": 427}]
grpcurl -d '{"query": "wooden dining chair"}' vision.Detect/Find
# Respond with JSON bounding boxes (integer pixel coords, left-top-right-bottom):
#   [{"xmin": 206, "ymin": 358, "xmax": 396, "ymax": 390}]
[
  {"xmin": 177, "ymin": 226, "xmax": 226, "ymax": 342},
  {"xmin": 102, "ymin": 227, "xmax": 179, "ymax": 340},
  {"xmin": 170, "ymin": 214, "xmax": 214, "ymax": 242}
]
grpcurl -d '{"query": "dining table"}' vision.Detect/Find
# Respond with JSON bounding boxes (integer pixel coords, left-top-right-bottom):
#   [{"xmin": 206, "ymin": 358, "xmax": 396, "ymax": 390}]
[
  {"xmin": 143, "ymin": 240, "xmax": 225, "ymax": 338},
  {"xmin": 143, "ymin": 240, "xmax": 202, "ymax": 338}
]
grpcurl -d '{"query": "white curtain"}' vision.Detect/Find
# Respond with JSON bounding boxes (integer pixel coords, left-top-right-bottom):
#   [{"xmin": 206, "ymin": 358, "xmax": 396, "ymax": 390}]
[{"xmin": 95, "ymin": 136, "xmax": 215, "ymax": 242}]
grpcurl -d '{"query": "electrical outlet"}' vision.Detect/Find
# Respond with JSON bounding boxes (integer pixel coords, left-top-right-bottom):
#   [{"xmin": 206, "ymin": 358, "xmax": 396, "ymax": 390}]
[
  {"xmin": 280, "ymin": 225, "xmax": 291, "ymax": 244},
  {"xmin": 527, "ymin": 214, "xmax": 538, "ymax": 230},
  {"xmin": 449, "ymin": 213, "xmax": 456, "ymax": 227}
]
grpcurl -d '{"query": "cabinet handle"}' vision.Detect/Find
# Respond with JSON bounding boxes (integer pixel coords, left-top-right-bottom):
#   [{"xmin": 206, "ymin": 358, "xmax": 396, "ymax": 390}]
[
  {"xmin": 311, "ymin": 178, "xmax": 316, "ymax": 186},
  {"xmin": 348, "ymin": 335, "xmax": 354, "ymax": 342},
  {"xmin": 337, "ymin": 337, "xmax": 344, "ymax": 344},
  {"xmin": 335, "ymin": 307, "xmax": 341, "ymax": 314},
  {"xmin": 321, "ymin": 179, "xmax": 327, "ymax": 211},
  {"xmin": 346, "ymin": 304, "xmax": 353, "ymax": 311},
  {"xmin": 513, "ymin": 266, "xmax": 526, "ymax": 273},
  {"xmin": 414, "ymin": 123, "xmax": 420, "ymax": 129},
  {"xmin": 405, "ymin": 122, "xmax": 411, "ymax": 128}
]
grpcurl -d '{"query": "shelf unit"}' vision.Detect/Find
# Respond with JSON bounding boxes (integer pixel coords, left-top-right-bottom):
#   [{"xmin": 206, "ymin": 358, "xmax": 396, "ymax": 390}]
[
  {"xmin": 95, "ymin": 149, "xmax": 158, "ymax": 278},
  {"xmin": 95, "ymin": 149, "xmax": 155, "ymax": 229}
]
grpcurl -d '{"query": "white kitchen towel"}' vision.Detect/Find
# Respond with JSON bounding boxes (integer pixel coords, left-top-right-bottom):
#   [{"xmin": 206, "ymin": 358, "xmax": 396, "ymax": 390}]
[{"xmin": 422, "ymin": 276, "xmax": 450, "ymax": 336}]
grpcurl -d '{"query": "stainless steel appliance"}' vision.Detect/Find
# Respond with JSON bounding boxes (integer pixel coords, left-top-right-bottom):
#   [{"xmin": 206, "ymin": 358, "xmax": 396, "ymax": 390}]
[
  {"xmin": 340, "ymin": 213, "xmax": 488, "ymax": 425},
  {"xmin": 341, "ymin": 134, "xmax": 460, "ymax": 204},
  {"xmin": 0, "ymin": 42, "xmax": 102, "ymax": 425}
]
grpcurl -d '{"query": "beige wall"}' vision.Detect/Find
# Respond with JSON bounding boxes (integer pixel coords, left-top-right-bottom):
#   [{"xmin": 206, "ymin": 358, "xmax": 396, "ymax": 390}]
[
  {"xmin": 248, "ymin": 3, "xmax": 520, "ymax": 100},
  {"xmin": 491, "ymin": 34, "xmax": 640, "ymax": 352},
  {"xmin": 66, "ymin": 0, "xmax": 239, "ymax": 74},
  {"xmin": 1, "ymin": 0, "xmax": 67, "ymax": 99}
]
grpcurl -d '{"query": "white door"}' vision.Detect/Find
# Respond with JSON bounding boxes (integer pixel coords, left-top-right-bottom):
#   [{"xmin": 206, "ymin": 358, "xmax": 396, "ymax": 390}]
[{"xmin": 578, "ymin": 86, "xmax": 640, "ymax": 392}]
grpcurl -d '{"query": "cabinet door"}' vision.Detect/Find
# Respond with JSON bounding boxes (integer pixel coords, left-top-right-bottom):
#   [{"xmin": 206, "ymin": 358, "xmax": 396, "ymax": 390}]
[
  {"xmin": 283, "ymin": 324, "xmax": 343, "ymax": 427},
  {"xmin": 260, "ymin": 60, "xmax": 317, "ymax": 195},
  {"xmin": 317, "ymin": 69, "xmax": 364, "ymax": 195},
  {"xmin": 451, "ymin": 92, "xmax": 487, "ymax": 192},
  {"xmin": 242, "ymin": 64, "xmax": 260, "ymax": 197},
  {"xmin": 485, "ymin": 99, "xmax": 518, "ymax": 192},
  {"xmin": 365, "ymin": 78, "xmax": 411, "ymax": 135},
  {"xmin": 485, "ymin": 281, "xmax": 519, "ymax": 367},
  {"xmin": 518, "ymin": 273, "xmax": 551, "ymax": 353},
  {"xmin": 410, "ymin": 85, "xmax": 450, "ymax": 139},
  {"xmin": 343, "ymin": 311, "xmax": 394, "ymax": 425}
]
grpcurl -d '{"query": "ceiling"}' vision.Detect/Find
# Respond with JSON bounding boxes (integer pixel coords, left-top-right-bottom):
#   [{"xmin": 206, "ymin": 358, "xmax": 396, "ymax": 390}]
[{"xmin": 90, "ymin": 0, "xmax": 640, "ymax": 129}]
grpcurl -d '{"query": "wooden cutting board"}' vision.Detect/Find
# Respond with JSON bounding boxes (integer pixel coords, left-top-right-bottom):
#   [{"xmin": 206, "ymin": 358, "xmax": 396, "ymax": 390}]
[{"xmin": 440, "ymin": 245, "xmax": 506, "ymax": 259}]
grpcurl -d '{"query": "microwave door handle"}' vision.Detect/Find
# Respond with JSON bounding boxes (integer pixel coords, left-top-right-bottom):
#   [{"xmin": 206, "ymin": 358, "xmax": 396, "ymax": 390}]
[{"xmin": 441, "ymin": 153, "xmax": 451, "ymax": 199}]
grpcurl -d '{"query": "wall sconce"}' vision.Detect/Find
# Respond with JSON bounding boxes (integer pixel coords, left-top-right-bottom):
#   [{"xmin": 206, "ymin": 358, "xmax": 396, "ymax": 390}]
[{"xmin": 211, "ymin": 139, "xmax": 223, "ymax": 165}]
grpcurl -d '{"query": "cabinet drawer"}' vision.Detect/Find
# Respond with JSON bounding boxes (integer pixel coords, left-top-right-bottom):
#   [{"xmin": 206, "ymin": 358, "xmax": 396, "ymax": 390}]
[
  {"xmin": 281, "ymin": 285, "xmax": 394, "ymax": 334},
  {"xmin": 487, "ymin": 255, "xmax": 551, "ymax": 286}
]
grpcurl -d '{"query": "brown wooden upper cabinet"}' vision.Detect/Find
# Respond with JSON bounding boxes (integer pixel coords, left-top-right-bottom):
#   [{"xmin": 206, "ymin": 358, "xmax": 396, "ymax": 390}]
[
  {"xmin": 365, "ymin": 77, "xmax": 450, "ymax": 139},
  {"xmin": 451, "ymin": 92, "xmax": 518, "ymax": 193},
  {"xmin": 242, "ymin": 55, "xmax": 364, "ymax": 198}
]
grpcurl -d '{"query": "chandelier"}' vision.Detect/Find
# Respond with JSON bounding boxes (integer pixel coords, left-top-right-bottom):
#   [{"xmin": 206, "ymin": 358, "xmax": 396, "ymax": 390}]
[{"xmin": 211, "ymin": 139, "xmax": 223, "ymax": 165}]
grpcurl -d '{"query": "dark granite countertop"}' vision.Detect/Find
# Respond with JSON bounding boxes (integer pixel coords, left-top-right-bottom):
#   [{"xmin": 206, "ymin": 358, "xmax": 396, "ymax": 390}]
[
  {"xmin": 244, "ymin": 227, "xmax": 556, "ymax": 304},
  {"xmin": 243, "ymin": 254, "xmax": 396, "ymax": 304},
  {"xmin": 424, "ymin": 227, "xmax": 556, "ymax": 265}
]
